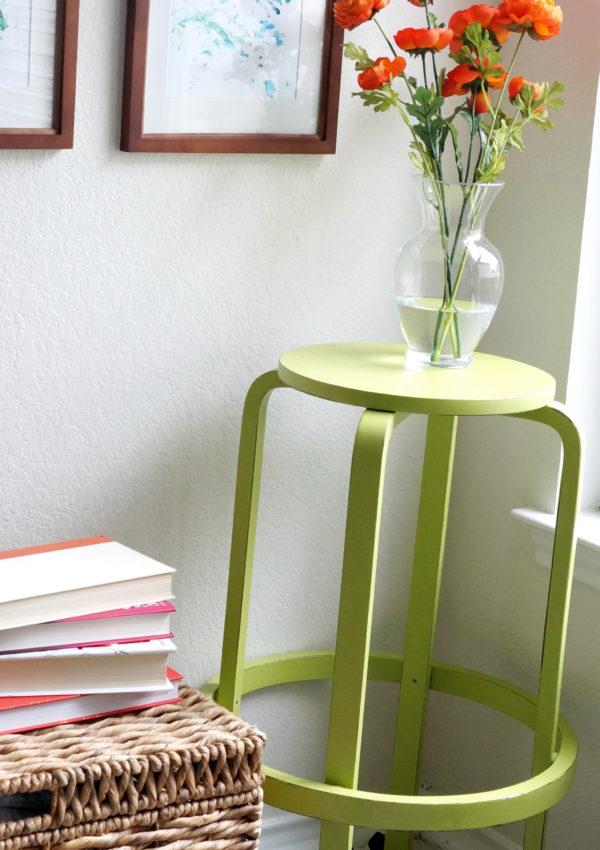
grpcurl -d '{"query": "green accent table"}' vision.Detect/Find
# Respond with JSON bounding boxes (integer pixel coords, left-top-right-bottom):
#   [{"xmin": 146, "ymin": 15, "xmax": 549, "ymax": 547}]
[{"xmin": 204, "ymin": 343, "xmax": 582, "ymax": 850}]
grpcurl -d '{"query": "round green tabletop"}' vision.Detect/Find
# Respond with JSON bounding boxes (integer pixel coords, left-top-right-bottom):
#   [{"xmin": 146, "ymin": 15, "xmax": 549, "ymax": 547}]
[{"xmin": 277, "ymin": 344, "xmax": 556, "ymax": 416}]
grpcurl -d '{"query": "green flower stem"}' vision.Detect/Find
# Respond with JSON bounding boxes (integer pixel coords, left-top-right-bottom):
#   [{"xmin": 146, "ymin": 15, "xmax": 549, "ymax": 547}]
[
  {"xmin": 429, "ymin": 174, "xmax": 462, "ymax": 360},
  {"xmin": 373, "ymin": 15, "xmax": 398, "ymax": 57},
  {"xmin": 479, "ymin": 31, "xmax": 525, "ymax": 174},
  {"xmin": 431, "ymin": 181, "xmax": 491, "ymax": 363},
  {"xmin": 449, "ymin": 184, "xmax": 476, "ymax": 267},
  {"xmin": 432, "ymin": 183, "xmax": 491, "ymax": 363},
  {"xmin": 431, "ymin": 182, "xmax": 454, "ymax": 300},
  {"xmin": 392, "ymin": 88, "xmax": 435, "ymax": 176},
  {"xmin": 421, "ymin": 54, "xmax": 429, "ymax": 89},
  {"xmin": 400, "ymin": 72, "xmax": 419, "ymax": 107},
  {"xmin": 473, "ymin": 126, "xmax": 486, "ymax": 177},
  {"xmin": 463, "ymin": 96, "xmax": 478, "ymax": 186}
]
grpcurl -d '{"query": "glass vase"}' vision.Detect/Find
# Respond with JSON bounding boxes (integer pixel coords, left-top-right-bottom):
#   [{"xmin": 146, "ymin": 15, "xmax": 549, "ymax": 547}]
[{"xmin": 394, "ymin": 178, "xmax": 504, "ymax": 368}]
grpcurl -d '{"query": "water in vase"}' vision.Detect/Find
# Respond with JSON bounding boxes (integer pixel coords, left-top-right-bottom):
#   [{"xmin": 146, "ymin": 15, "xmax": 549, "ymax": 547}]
[{"xmin": 396, "ymin": 296, "xmax": 496, "ymax": 365}]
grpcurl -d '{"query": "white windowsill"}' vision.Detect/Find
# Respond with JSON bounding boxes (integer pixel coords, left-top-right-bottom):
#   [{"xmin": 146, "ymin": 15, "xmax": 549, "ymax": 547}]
[{"xmin": 512, "ymin": 507, "xmax": 600, "ymax": 591}]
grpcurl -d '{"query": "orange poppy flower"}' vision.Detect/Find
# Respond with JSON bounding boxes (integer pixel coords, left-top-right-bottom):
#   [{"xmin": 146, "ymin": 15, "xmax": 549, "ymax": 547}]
[
  {"xmin": 496, "ymin": 0, "xmax": 562, "ymax": 40},
  {"xmin": 448, "ymin": 5, "xmax": 511, "ymax": 50},
  {"xmin": 442, "ymin": 59, "xmax": 506, "ymax": 98},
  {"xmin": 358, "ymin": 56, "xmax": 407, "ymax": 90},
  {"xmin": 394, "ymin": 27, "xmax": 454, "ymax": 53},
  {"xmin": 442, "ymin": 65, "xmax": 480, "ymax": 97},
  {"xmin": 333, "ymin": 0, "xmax": 387, "ymax": 30}
]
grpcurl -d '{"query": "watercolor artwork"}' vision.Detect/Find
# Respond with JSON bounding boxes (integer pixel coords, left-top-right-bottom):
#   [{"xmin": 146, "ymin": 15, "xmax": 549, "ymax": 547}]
[
  {"xmin": 0, "ymin": 0, "xmax": 33, "ymax": 90},
  {"xmin": 167, "ymin": 0, "xmax": 302, "ymax": 101},
  {"xmin": 0, "ymin": 0, "xmax": 56, "ymax": 127}
]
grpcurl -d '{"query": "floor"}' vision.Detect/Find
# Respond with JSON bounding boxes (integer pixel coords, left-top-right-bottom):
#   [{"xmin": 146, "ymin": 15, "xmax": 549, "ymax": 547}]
[{"xmin": 353, "ymin": 835, "xmax": 433, "ymax": 849}]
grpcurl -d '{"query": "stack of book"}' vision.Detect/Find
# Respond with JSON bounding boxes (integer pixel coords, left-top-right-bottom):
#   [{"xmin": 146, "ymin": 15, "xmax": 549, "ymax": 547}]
[{"xmin": 0, "ymin": 536, "xmax": 181, "ymax": 735}]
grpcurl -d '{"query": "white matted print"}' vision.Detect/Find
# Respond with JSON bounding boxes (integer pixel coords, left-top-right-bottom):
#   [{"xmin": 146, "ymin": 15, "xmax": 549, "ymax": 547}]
[
  {"xmin": 0, "ymin": 0, "xmax": 57, "ymax": 129},
  {"xmin": 143, "ymin": 0, "xmax": 328, "ymax": 135}
]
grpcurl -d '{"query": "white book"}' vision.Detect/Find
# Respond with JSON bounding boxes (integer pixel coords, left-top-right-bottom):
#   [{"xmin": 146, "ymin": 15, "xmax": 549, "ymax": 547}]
[
  {"xmin": 0, "ymin": 601, "xmax": 175, "ymax": 654},
  {"xmin": 0, "ymin": 638, "xmax": 176, "ymax": 696},
  {"xmin": 0, "ymin": 537, "xmax": 175, "ymax": 631},
  {"xmin": 0, "ymin": 668, "xmax": 183, "ymax": 735}
]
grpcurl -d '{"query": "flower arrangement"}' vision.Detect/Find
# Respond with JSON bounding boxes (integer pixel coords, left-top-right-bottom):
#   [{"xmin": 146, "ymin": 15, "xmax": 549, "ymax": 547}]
[{"xmin": 333, "ymin": 0, "xmax": 564, "ymax": 365}]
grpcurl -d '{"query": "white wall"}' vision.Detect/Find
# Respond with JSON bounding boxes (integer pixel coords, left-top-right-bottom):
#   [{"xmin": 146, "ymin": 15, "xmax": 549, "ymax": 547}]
[
  {"xmin": 420, "ymin": 2, "xmax": 600, "ymax": 848},
  {"xmin": 1, "ymin": 1, "xmax": 598, "ymax": 848}
]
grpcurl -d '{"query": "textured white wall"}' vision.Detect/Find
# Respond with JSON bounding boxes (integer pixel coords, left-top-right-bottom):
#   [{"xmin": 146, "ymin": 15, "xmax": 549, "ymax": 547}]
[
  {"xmin": 420, "ymin": 3, "xmax": 600, "ymax": 849},
  {"xmin": 0, "ymin": 1, "xmax": 598, "ymax": 848}
]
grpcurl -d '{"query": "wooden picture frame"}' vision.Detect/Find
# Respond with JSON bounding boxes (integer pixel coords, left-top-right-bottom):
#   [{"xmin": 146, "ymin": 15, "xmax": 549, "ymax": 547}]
[
  {"xmin": 0, "ymin": 0, "xmax": 79, "ymax": 150},
  {"xmin": 121, "ymin": 0, "xmax": 343, "ymax": 154}
]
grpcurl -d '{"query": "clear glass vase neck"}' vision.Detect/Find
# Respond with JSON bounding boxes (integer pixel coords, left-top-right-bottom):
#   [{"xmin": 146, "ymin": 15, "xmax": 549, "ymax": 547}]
[{"xmin": 416, "ymin": 177, "xmax": 504, "ymax": 234}]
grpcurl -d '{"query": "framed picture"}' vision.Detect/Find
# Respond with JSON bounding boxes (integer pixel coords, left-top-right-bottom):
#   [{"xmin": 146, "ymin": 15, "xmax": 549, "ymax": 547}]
[
  {"xmin": 121, "ymin": 0, "xmax": 343, "ymax": 154},
  {"xmin": 0, "ymin": 0, "xmax": 79, "ymax": 149}
]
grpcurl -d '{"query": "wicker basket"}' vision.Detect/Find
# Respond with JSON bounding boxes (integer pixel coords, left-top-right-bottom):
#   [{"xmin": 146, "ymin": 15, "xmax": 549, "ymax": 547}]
[{"xmin": 0, "ymin": 686, "xmax": 265, "ymax": 849}]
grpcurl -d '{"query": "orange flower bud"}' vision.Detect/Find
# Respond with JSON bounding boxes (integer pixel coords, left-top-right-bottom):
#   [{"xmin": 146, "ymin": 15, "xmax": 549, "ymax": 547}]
[
  {"xmin": 470, "ymin": 91, "xmax": 492, "ymax": 113},
  {"xmin": 509, "ymin": 75, "xmax": 542, "ymax": 99}
]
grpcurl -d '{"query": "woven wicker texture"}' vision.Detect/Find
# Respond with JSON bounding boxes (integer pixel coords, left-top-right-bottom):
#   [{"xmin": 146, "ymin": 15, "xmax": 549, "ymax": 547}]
[
  {"xmin": 0, "ymin": 685, "xmax": 265, "ymax": 849},
  {"xmin": 0, "ymin": 794, "xmax": 263, "ymax": 849}
]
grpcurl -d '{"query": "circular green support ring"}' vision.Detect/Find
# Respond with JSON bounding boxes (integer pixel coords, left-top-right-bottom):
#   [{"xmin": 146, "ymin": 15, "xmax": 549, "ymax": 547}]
[{"xmin": 203, "ymin": 650, "xmax": 577, "ymax": 832}]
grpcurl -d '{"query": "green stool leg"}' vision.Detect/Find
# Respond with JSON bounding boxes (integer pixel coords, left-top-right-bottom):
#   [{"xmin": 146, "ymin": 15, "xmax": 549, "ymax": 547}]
[
  {"xmin": 218, "ymin": 370, "xmax": 285, "ymax": 714},
  {"xmin": 320, "ymin": 409, "xmax": 407, "ymax": 850},
  {"xmin": 386, "ymin": 414, "xmax": 458, "ymax": 850},
  {"xmin": 514, "ymin": 404, "xmax": 582, "ymax": 850}
]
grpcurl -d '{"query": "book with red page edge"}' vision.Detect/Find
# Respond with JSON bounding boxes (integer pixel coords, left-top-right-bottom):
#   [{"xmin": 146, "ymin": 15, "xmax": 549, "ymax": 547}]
[
  {"xmin": 0, "ymin": 668, "xmax": 183, "ymax": 735},
  {"xmin": 0, "ymin": 537, "xmax": 175, "ymax": 631},
  {"xmin": 0, "ymin": 601, "xmax": 177, "ymax": 654}
]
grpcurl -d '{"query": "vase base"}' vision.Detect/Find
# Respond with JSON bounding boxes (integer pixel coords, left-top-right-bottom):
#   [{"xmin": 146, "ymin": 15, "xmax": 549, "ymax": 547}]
[{"xmin": 405, "ymin": 347, "xmax": 473, "ymax": 369}]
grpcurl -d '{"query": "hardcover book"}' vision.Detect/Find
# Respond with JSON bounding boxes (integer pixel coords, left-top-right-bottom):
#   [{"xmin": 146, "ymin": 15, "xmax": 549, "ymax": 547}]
[
  {"xmin": 0, "ymin": 638, "xmax": 176, "ymax": 695},
  {"xmin": 0, "ymin": 668, "xmax": 183, "ymax": 735},
  {"xmin": 0, "ymin": 601, "xmax": 176, "ymax": 654},
  {"xmin": 0, "ymin": 537, "xmax": 175, "ymax": 631}
]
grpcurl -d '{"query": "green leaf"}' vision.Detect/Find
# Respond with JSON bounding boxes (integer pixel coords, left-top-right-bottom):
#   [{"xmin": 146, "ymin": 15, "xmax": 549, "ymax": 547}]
[
  {"xmin": 463, "ymin": 22, "xmax": 494, "ymax": 55},
  {"xmin": 343, "ymin": 42, "xmax": 373, "ymax": 71},
  {"xmin": 478, "ymin": 154, "xmax": 507, "ymax": 182},
  {"xmin": 354, "ymin": 85, "xmax": 406, "ymax": 113},
  {"xmin": 446, "ymin": 121, "xmax": 464, "ymax": 181},
  {"xmin": 408, "ymin": 149, "xmax": 426, "ymax": 171},
  {"xmin": 509, "ymin": 124, "xmax": 525, "ymax": 150},
  {"xmin": 461, "ymin": 109, "xmax": 482, "ymax": 133},
  {"xmin": 531, "ymin": 115, "xmax": 555, "ymax": 130}
]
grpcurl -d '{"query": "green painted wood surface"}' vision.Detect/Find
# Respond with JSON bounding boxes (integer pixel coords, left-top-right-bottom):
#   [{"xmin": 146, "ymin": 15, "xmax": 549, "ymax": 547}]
[
  {"xmin": 512, "ymin": 404, "xmax": 583, "ymax": 850},
  {"xmin": 321, "ymin": 410, "xmax": 405, "ymax": 850},
  {"xmin": 387, "ymin": 415, "xmax": 457, "ymax": 850},
  {"xmin": 205, "ymin": 650, "xmax": 577, "ymax": 831},
  {"xmin": 278, "ymin": 343, "xmax": 555, "ymax": 416},
  {"xmin": 218, "ymin": 370, "xmax": 285, "ymax": 714},
  {"xmin": 211, "ymin": 346, "xmax": 581, "ymax": 850}
]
